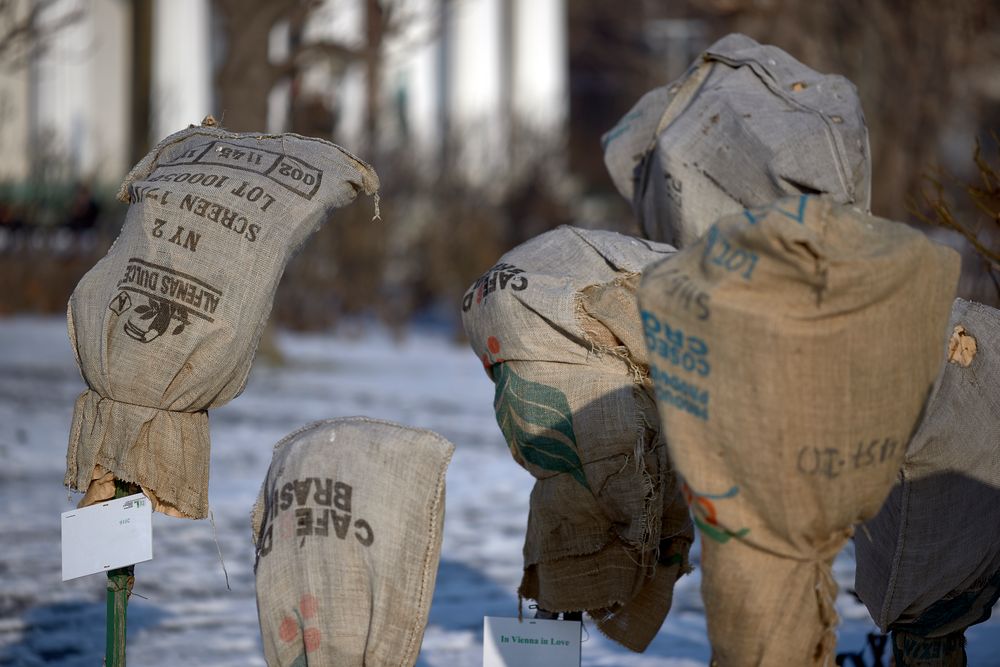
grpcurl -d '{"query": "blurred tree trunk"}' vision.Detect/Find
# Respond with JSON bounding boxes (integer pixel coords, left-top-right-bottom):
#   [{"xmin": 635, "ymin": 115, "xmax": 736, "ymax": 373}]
[
  {"xmin": 129, "ymin": 0, "xmax": 152, "ymax": 166},
  {"xmin": 0, "ymin": 0, "xmax": 84, "ymax": 67},
  {"xmin": 213, "ymin": 0, "xmax": 393, "ymax": 138},
  {"xmin": 567, "ymin": 0, "xmax": 655, "ymax": 195},
  {"xmin": 213, "ymin": 0, "xmax": 305, "ymax": 132},
  {"xmin": 364, "ymin": 0, "xmax": 384, "ymax": 151}
]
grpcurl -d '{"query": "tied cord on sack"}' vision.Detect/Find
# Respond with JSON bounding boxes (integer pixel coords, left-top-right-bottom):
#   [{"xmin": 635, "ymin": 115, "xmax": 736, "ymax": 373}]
[
  {"xmin": 718, "ymin": 539, "xmax": 844, "ymax": 664},
  {"xmin": 107, "ymin": 574, "xmax": 149, "ymax": 600},
  {"xmin": 106, "ymin": 574, "xmax": 135, "ymax": 598},
  {"xmin": 815, "ymin": 561, "xmax": 839, "ymax": 666}
]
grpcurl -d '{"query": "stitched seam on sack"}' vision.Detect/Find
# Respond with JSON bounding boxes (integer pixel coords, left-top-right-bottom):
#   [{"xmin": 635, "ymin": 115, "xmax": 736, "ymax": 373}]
[
  {"xmin": 881, "ymin": 472, "xmax": 911, "ymax": 630},
  {"xmin": 89, "ymin": 392, "xmax": 208, "ymax": 416},
  {"xmin": 565, "ymin": 226, "xmax": 630, "ymax": 273},
  {"xmin": 119, "ymin": 126, "xmax": 377, "ymax": 201},
  {"xmin": 252, "ymin": 417, "xmax": 456, "ymax": 532},
  {"xmin": 267, "ymin": 415, "xmax": 457, "ymax": 456},
  {"xmin": 564, "ymin": 227, "xmax": 674, "ymax": 274},
  {"xmin": 400, "ymin": 450, "xmax": 452, "ymax": 665},
  {"xmin": 704, "ymin": 51, "xmax": 854, "ymax": 201},
  {"xmin": 650, "ymin": 59, "xmax": 716, "ymax": 150}
]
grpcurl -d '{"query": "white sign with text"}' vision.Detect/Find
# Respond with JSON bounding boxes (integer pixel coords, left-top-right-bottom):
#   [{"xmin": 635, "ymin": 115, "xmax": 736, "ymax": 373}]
[
  {"xmin": 483, "ymin": 616, "xmax": 581, "ymax": 667},
  {"xmin": 61, "ymin": 492, "xmax": 153, "ymax": 581}
]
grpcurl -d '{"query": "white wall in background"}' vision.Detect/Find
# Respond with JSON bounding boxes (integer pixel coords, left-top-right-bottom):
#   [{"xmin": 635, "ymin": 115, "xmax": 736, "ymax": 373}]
[
  {"xmin": 0, "ymin": 27, "xmax": 31, "ymax": 181},
  {"xmin": 448, "ymin": 0, "xmax": 503, "ymax": 179},
  {"xmin": 87, "ymin": 0, "xmax": 130, "ymax": 181},
  {"xmin": 31, "ymin": 0, "xmax": 91, "ymax": 177},
  {"xmin": 152, "ymin": 0, "xmax": 212, "ymax": 141},
  {"xmin": 380, "ymin": 0, "xmax": 441, "ymax": 157},
  {"xmin": 512, "ymin": 0, "xmax": 566, "ymax": 135},
  {"xmin": 317, "ymin": 0, "xmax": 567, "ymax": 180},
  {"xmin": 13, "ymin": 0, "xmax": 129, "ymax": 184}
]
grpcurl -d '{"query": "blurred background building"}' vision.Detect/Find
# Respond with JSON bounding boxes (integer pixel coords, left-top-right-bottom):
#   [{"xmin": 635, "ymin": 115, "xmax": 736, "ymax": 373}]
[{"xmin": 1, "ymin": 0, "xmax": 999, "ymax": 330}]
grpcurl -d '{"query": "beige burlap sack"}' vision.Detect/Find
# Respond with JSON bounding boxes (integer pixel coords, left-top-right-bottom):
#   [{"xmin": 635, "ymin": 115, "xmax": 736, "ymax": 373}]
[
  {"xmin": 856, "ymin": 298, "xmax": 1000, "ymax": 638},
  {"xmin": 603, "ymin": 33, "xmax": 870, "ymax": 248},
  {"xmin": 637, "ymin": 195, "xmax": 959, "ymax": 665},
  {"xmin": 461, "ymin": 225, "xmax": 693, "ymax": 652},
  {"xmin": 66, "ymin": 120, "xmax": 379, "ymax": 518},
  {"xmin": 252, "ymin": 417, "xmax": 453, "ymax": 667}
]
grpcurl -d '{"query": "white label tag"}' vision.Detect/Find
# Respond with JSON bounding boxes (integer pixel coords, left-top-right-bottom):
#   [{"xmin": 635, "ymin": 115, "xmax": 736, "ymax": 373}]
[
  {"xmin": 483, "ymin": 616, "xmax": 581, "ymax": 667},
  {"xmin": 61, "ymin": 492, "xmax": 153, "ymax": 581}
]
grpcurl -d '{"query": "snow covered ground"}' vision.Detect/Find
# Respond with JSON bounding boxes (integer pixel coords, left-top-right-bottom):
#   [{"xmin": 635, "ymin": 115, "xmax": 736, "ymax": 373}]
[{"xmin": 0, "ymin": 315, "xmax": 997, "ymax": 666}]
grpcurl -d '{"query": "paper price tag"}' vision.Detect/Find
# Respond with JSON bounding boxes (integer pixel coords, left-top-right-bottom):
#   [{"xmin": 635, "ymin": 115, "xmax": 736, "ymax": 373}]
[
  {"xmin": 483, "ymin": 616, "xmax": 581, "ymax": 667},
  {"xmin": 61, "ymin": 492, "xmax": 153, "ymax": 581}
]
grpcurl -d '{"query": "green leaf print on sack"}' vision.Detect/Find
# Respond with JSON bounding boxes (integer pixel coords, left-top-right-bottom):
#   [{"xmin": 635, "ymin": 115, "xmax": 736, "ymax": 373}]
[{"xmin": 493, "ymin": 362, "xmax": 589, "ymax": 490}]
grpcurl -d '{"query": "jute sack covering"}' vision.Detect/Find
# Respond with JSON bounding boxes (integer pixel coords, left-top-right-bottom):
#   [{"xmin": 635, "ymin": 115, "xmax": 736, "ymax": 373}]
[
  {"xmin": 603, "ymin": 33, "xmax": 871, "ymax": 248},
  {"xmin": 461, "ymin": 225, "xmax": 694, "ymax": 652},
  {"xmin": 856, "ymin": 298, "xmax": 1000, "ymax": 638},
  {"xmin": 66, "ymin": 119, "xmax": 379, "ymax": 519},
  {"xmin": 251, "ymin": 417, "xmax": 453, "ymax": 667},
  {"xmin": 637, "ymin": 195, "xmax": 960, "ymax": 665}
]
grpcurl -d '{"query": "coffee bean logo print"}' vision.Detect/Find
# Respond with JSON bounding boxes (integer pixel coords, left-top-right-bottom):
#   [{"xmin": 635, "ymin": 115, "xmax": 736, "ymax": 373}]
[
  {"xmin": 278, "ymin": 594, "xmax": 323, "ymax": 665},
  {"xmin": 124, "ymin": 296, "xmax": 193, "ymax": 343},
  {"xmin": 482, "ymin": 336, "xmax": 505, "ymax": 371},
  {"xmin": 114, "ymin": 258, "xmax": 223, "ymax": 344},
  {"xmin": 278, "ymin": 615, "xmax": 298, "ymax": 643},
  {"xmin": 681, "ymin": 482, "xmax": 750, "ymax": 544},
  {"xmin": 299, "ymin": 593, "xmax": 318, "ymax": 618}
]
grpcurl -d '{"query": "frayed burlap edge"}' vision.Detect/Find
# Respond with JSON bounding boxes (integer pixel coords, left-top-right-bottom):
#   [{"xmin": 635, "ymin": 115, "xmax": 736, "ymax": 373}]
[
  {"xmin": 511, "ymin": 275, "xmax": 693, "ymax": 652},
  {"xmin": 65, "ymin": 389, "xmax": 210, "ymax": 519},
  {"xmin": 519, "ymin": 532, "xmax": 693, "ymax": 653}
]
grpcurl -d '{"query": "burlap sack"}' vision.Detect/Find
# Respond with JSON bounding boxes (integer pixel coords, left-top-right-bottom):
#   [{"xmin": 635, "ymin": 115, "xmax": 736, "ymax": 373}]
[
  {"xmin": 637, "ymin": 195, "xmax": 960, "ymax": 665},
  {"xmin": 856, "ymin": 298, "xmax": 1000, "ymax": 638},
  {"xmin": 65, "ymin": 120, "xmax": 379, "ymax": 518},
  {"xmin": 461, "ymin": 225, "xmax": 694, "ymax": 652},
  {"xmin": 251, "ymin": 417, "xmax": 453, "ymax": 667},
  {"xmin": 603, "ymin": 33, "xmax": 871, "ymax": 248}
]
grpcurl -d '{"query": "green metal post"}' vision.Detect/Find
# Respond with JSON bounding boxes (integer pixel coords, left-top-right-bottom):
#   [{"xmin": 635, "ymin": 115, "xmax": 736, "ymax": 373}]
[{"xmin": 105, "ymin": 481, "xmax": 138, "ymax": 667}]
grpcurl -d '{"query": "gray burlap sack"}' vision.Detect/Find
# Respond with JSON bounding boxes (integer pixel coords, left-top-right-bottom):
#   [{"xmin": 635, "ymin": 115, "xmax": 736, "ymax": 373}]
[
  {"xmin": 252, "ymin": 417, "xmax": 453, "ymax": 667},
  {"xmin": 603, "ymin": 33, "xmax": 871, "ymax": 248},
  {"xmin": 856, "ymin": 298, "xmax": 1000, "ymax": 638},
  {"xmin": 65, "ymin": 119, "xmax": 379, "ymax": 518},
  {"xmin": 637, "ymin": 195, "xmax": 959, "ymax": 665},
  {"xmin": 461, "ymin": 225, "xmax": 694, "ymax": 652}
]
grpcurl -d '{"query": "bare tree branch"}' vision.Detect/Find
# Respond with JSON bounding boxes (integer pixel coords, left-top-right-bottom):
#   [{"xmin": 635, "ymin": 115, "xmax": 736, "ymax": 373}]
[{"xmin": 0, "ymin": 0, "xmax": 84, "ymax": 70}]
